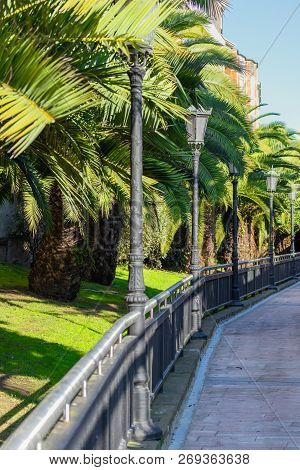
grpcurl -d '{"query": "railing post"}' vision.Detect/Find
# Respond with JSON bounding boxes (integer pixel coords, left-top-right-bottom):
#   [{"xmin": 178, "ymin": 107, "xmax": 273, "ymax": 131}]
[
  {"xmin": 126, "ymin": 51, "xmax": 161, "ymax": 443},
  {"xmin": 231, "ymin": 175, "xmax": 243, "ymax": 306},
  {"xmin": 190, "ymin": 145, "xmax": 206, "ymax": 339}
]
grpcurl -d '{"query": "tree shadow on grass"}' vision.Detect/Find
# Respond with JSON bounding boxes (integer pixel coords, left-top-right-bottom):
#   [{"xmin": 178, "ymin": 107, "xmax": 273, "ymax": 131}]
[
  {"xmin": 0, "ymin": 273, "xmax": 162, "ymax": 316},
  {"xmin": 0, "ymin": 273, "xmax": 165, "ymax": 444},
  {"xmin": 0, "ymin": 326, "xmax": 82, "ymax": 442},
  {"xmin": 34, "ymin": 310, "xmax": 121, "ymax": 335},
  {"xmin": 109, "ymin": 275, "xmax": 162, "ymax": 299},
  {"xmin": 0, "ymin": 326, "xmax": 82, "ymax": 381},
  {"xmin": 0, "ymin": 293, "xmax": 123, "ymax": 333}
]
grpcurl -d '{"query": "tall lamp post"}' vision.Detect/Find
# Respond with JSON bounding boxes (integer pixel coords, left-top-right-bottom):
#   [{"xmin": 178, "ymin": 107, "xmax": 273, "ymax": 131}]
[
  {"xmin": 289, "ymin": 188, "xmax": 297, "ymax": 255},
  {"xmin": 289, "ymin": 188, "xmax": 297, "ymax": 278},
  {"xmin": 266, "ymin": 168, "xmax": 279, "ymax": 289},
  {"xmin": 186, "ymin": 105, "xmax": 212, "ymax": 338},
  {"xmin": 126, "ymin": 4, "xmax": 161, "ymax": 442},
  {"xmin": 228, "ymin": 163, "xmax": 243, "ymax": 306}
]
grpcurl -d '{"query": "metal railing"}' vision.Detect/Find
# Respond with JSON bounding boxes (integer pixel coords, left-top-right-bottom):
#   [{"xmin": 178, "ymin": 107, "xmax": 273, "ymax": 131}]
[{"xmin": 3, "ymin": 254, "xmax": 300, "ymax": 451}]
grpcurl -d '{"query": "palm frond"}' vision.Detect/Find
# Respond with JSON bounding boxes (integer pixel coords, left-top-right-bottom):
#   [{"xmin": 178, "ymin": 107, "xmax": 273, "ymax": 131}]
[{"xmin": 0, "ymin": 33, "xmax": 95, "ymax": 156}]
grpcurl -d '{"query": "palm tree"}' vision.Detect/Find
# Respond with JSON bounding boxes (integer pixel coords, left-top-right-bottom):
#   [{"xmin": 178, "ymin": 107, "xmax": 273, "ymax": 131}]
[
  {"xmin": 2, "ymin": 0, "xmax": 298, "ymax": 297},
  {"xmin": 0, "ymin": 0, "xmax": 182, "ymax": 298},
  {"xmin": 34, "ymin": 1, "xmax": 247, "ymax": 290},
  {"xmin": 217, "ymin": 120, "xmax": 300, "ymax": 262}
]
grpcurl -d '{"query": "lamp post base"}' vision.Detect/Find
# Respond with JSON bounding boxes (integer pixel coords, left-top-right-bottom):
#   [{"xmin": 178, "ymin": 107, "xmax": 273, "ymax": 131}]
[
  {"xmin": 192, "ymin": 329, "xmax": 208, "ymax": 339},
  {"xmin": 132, "ymin": 423, "xmax": 162, "ymax": 443},
  {"xmin": 268, "ymin": 285, "xmax": 278, "ymax": 291},
  {"xmin": 127, "ymin": 422, "xmax": 162, "ymax": 448}
]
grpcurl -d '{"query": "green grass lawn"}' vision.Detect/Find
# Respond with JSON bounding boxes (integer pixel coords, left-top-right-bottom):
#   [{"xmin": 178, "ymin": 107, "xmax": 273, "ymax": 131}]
[{"xmin": 0, "ymin": 263, "xmax": 185, "ymax": 443}]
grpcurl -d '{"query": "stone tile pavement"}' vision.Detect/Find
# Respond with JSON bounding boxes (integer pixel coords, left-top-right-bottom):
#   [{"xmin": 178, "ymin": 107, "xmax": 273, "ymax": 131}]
[{"xmin": 180, "ymin": 283, "xmax": 300, "ymax": 450}]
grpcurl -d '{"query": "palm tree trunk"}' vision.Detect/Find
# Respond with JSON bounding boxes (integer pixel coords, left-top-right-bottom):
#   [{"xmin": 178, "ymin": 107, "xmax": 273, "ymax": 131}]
[
  {"xmin": 162, "ymin": 223, "xmax": 191, "ymax": 272},
  {"xmin": 220, "ymin": 214, "xmax": 261, "ymax": 263},
  {"xmin": 89, "ymin": 203, "xmax": 123, "ymax": 286},
  {"xmin": 29, "ymin": 184, "xmax": 83, "ymax": 300},
  {"xmin": 201, "ymin": 203, "xmax": 217, "ymax": 266},
  {"xmin": 238, "ymin": 218, "xmax": 259, "ymax": 260},
  {"xmin": 218, "ymin": 209, "xmax": 233, "ymax": 264}
]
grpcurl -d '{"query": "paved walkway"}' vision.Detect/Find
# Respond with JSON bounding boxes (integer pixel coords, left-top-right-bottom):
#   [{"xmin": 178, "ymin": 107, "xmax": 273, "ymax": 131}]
[{"xmin": 172, "ymin": 283, "xmax": 300, "ymax": 450}]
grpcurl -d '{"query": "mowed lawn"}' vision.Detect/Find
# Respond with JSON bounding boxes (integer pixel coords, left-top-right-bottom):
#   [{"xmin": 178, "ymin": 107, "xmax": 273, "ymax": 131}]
[{"xmin": 0, "ymin": 263, "xmax": 185, "ymax": 444}]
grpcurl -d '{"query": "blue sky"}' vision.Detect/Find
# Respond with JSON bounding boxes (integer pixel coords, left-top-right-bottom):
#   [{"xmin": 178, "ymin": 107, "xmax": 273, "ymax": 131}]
[{"xmin": 223, "ymin": 0, "xmax": 300, "ymax": 131}]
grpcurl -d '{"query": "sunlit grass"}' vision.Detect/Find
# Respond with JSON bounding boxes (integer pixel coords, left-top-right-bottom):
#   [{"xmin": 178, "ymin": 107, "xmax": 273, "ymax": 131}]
[{"xmin": 0, "ymin": 263, "xmax": 185, "ymax": 443}]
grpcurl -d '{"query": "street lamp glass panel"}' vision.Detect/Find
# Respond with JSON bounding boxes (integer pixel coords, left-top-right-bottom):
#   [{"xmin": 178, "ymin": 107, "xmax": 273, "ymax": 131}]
[
  {"xmin": 186, "ymin": 106, "xmax": 212, "ymax": 144},
  {"xmin": 289, "ymin": 190, "xmax": 297, "ymax": 202},
  {"xmin": 266, "ymin": 168, "xmax": 279, "ymax": 192},
  {"xmin": 228, "ymin": 163, "xmax": 239, "ymax": 177}
]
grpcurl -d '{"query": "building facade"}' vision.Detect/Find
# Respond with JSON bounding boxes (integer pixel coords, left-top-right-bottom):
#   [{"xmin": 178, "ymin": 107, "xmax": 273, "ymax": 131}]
[
  {"xmin": 224, "ymin": 41, "xmax": 261, "ymax": 125},
  {"xmin": 193, "ymin": 5, "xmax": 261, "ymax": 125}
]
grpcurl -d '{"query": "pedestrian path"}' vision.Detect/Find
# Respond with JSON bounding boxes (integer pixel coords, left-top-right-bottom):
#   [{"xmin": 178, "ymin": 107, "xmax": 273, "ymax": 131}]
[{"xmin": 169, "ymin": 283, "xmax": 300, "ymax": 450}]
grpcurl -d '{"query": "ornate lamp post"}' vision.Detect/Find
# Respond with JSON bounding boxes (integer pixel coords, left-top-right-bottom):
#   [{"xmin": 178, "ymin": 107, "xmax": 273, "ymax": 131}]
[
  {"xmin": 126, "ymin": 4, "xmax": 161, "ymax": 442},
  {"xmin": 266, "ymin": 168, "xmax": 279, "ymax": 289},
  {"xmin": 228, "ymin": 163, "xmax": 243, "ymax": 306},
  {"xmin": 186, "ymin": 105, "xmax": 212, "ymax": 338},
  {"xmin": 289, "ymin": 188, "xmax": 297, "ymax": 277},
  {"xmin": 289, "ymin": 188, "xmax": 297, "ymax": 255}
]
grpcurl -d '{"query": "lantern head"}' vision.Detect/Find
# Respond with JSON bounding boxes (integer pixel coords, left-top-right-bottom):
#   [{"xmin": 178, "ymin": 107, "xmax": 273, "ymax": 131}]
[
  {"xmin": 186, "ymin": 105, "xmax": 212, "ymax": 145},
  {"xmin": 266, "ymin": 167, "xmax": 279, "ymax": 193}
]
